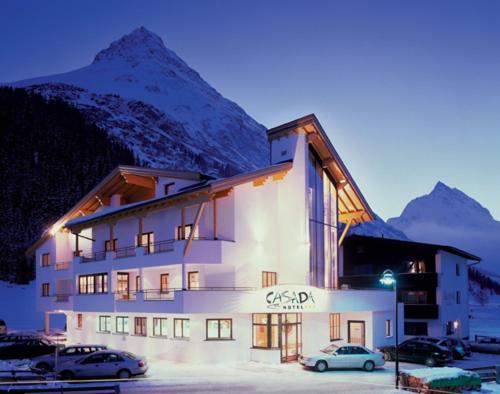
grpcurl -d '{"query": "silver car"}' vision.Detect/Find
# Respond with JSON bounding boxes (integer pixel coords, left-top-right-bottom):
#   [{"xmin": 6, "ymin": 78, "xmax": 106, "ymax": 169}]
[
  {"xmin": 32, "ymin": 344, "xmax": 107, "ymax": 372},
  {"xmin": 58, "ymin": 350, "xmax": 148, "ymax": 380},
  {"xmin": 299, "ymin": 343, "xmax": 385, "ymax": 372}
]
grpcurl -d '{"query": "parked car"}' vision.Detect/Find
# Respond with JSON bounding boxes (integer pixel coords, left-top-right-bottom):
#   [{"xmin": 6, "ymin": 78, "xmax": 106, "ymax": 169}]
[
  {"xmin": 0, "ymin": 320, "xmax": 6, "ymax": 335},
  {"xmin": 32, "ymin": 344, "xmax": 107, "ymax": 372},
  {"xmin": 0, "ymin": 333, "xmax": 40, "ymax": 347},
  {"xmin": 0, "ymin": 338, "xmax": 58, "ymax": 360},
  {"xmin": 58, "ymin": 350, "xmax": 148, "ymax": 380},
  {"xmin": 379, "ymin": 340, "xmax": 452, "ymax": 367},
  {"xmin": 403, "ymin": 336, "xmax": 471, "ymax": 359},
  {"xmin": 470, "ymin": 336, "xmax": 500, "ymax": 354},
  {"xmin": 299, "ymin": 344, "xmax": 385, "ymax": 372}
]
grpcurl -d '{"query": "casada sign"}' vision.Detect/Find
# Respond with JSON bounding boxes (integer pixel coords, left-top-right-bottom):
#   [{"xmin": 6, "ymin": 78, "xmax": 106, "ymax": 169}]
[{"xmin": 265, "ymin": 287, "xmax": 317, "ymax": 311}]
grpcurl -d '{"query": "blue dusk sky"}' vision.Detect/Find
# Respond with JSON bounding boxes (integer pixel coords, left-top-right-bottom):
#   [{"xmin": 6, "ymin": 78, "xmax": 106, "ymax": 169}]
[{"xmin": 1, "ymin": 0, "xmax": 499, "ymax": 220}]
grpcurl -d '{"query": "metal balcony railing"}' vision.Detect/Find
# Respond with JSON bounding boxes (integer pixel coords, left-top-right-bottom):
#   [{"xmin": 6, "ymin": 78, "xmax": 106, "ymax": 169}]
[
  {"xmin": 114, "ymin": 290, "xmax": 137, "ymax": 301},
  {"xmin": 142, "ymin": 240, "xmax": 175, "ymax": 255},
  {"xmin": 55, "ymin": 294, "xmax": 70, "ymax": 302},
  {"xmin": 143, "ymin": 289, "xmax": 175, "ymax": 301},
  {"xmin": 81, "ymin": 251, "xmax": 106, "ymax": 263},
  {"xmin": 115, "ymin": 246, "xmax": 136, "ymax": 259}
]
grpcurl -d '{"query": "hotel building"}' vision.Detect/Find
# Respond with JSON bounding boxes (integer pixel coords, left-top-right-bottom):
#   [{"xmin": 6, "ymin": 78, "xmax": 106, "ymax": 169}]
[{"xmin": 32, "ymin": 115, "xmax": 402, "ymax": 363}]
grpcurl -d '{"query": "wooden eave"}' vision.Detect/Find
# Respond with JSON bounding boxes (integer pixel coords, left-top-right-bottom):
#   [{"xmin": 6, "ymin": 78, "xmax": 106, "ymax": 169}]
[{"xmin": 268, "ymin": 114, "xmax": 375, "ymax": 225}]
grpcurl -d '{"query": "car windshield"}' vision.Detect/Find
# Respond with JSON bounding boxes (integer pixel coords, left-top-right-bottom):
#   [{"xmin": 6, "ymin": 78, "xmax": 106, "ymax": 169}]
[{"xmin": 321, "ymin": 344, "xmax": 338, "ymax": 354}]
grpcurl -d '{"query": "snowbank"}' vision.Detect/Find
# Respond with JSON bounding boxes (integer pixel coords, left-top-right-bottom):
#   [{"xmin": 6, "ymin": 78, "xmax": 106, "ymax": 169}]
[{"xmin": 402, "ymin": 367, "xmax": 479, "ymax": 383}]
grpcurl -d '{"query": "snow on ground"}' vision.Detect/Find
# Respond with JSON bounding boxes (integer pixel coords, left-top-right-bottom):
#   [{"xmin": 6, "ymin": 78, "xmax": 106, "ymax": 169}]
[
  {"xmin": 0, "ymin": 281, "xmax": 65, "ymax": 331},
  {"xmin": 402, "ymin": 366, "xmax": 479, "ymax": 382},
  {"xmin": 470, "ymin": 294, "xmax": 500, "ymax": 339}
]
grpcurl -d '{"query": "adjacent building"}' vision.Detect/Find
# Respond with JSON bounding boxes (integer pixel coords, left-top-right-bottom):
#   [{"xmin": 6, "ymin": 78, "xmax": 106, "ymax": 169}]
[
  {"xmin": 340, "ymin": 235, "xmax": 480, "ymax": 339},
  {"xmin": 32, "ymin": 114, "xmax": 403, "ymax": 363}
]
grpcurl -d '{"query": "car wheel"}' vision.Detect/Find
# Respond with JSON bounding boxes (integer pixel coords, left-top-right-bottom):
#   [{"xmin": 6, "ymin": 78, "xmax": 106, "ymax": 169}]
[
  {"xmin": 363, "ymin": 361, "xmax": 375, "ymax": 372},
  {"xmin": 424, "ymin": 358, "xmax": 436, "ymax": 367},
  {"xmin": 315, "ymin": 360, "xmax": 328, "ymax": 373},
  {"xmin": 60, "ymin": 370, "xmax": 74, "ymax": 381},
  {"xmin": 383, "ymin": 352, "xmax": 394, "ymax": 361},
  {"xmin": 117, "ymin": 369, "xmax": 132, "ymax": 379},
  {"xmin": 36, "ymin": 362, "xmax": 51, "ymax": 372}
]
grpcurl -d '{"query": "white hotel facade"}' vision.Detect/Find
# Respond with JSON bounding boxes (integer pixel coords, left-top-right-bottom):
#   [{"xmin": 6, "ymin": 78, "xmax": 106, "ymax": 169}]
[{"xmin": 33, "ymin": 115, "xmax": 402, "ymax": 364}]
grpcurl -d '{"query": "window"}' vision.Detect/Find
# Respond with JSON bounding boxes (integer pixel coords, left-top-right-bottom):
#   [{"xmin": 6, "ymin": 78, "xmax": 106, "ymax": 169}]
[
  {"xmin": 330, "ymin": 313, "xmax": 341, "ymax": 341},
  {"xmin": 408, "ymin": 260, "xmax": 426, "ymax": 273},
  {"xmin": 174, "ymin": 318, "xmax": 190, "ymax": 338},
  {"xmin": 41, "ymin": 253, "xmax": 51, "ymax": 267},
  {"xmin": 116, "ymin": 317, "xmax": 129, "ymax": 334},
  {"xmin": 137, "ymin": 232, "xmax": 154, "ymax": 252},
  {"xmin": 135, "ymin": 275, "xmax": 141, "ymax": 292},
  {"xmin": 385, "ymin": 319, "xmax": 392, "ymax": 337},
  {"xmin": 456, "ymin": 263, "xmax": 460, "ymax": 276},
  {"xmin": 104, "ymin": 239, "xmax": 117, "ymax": 252},
  {"xmin": 134, "ymin": 317, "xmax": 147, "ymax": 336},
  {"xmin": 41, "ymin": 283, "xmax": 50, "ymax": 297},
  {"xmin": 98, "ymin": 316, "xmax": 111, "ymax": 332},
  {"xmin": 164, "ymin": 182, "xmax": 175, "ymax": 196},
  {"xmin": 456, "ymin": 291, "xmax": 461, "ymax": 304},
  {"xmin": 188, "ymin": 271, "xmax": 199, "ymax": 289},
  {"xmin": 206, "ymin": 319, "xmax": 232, "ymax": 340},
  {"xmin": 404, "ymin": 322, "xmax": 428, "ymax": 336},
  {"xmin": 77, "ymin": 313, "xmax": 83, "ymax": 329},
  {"xmin": 160, "ymin": 274, "xmax": 169, "ymax": 293},
  {"xmin": 262, "ymin": 272, "xmax": 277, "ymax": 288},
  {"xmin": 446, "ymin": 321, "xmax": 455, "ymax": 336},
  {"xmin": 78, "ymin": 273, "xmax": 108, "ymax": 294},
  {"xmin": 116, "ymin": 272, "xmax": 129, "ymax": 296},
  {"xmin": 153, "ymin": 318, "xmax": 168, "ymax": 337},
  {"xmin": 252, "ymin": 314, "xmax": 279, "ymax": 348},
  {"xmin": 176, "ymin": 224, "xmax": 198, "ymax": 240},
  {"xmin": 401, "ymin": 290, "xmax": 428, "ymax": 304}
]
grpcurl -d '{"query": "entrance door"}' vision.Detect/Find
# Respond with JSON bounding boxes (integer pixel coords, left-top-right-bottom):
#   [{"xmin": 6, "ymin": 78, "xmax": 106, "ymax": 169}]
[
  {"xmin": 348, "ymin": 321, "xmax": 365, "ymax": 346},
  {"xmin": 280, "ymin": 314, "xmax": 302, "ymax": 362}
]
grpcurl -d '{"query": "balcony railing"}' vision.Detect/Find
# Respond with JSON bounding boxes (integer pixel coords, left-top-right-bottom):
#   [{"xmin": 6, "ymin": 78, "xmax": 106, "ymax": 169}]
[
  {"xmin": 114, "ymin": 290, "xmax": 137, "ymax": 301},
  {"xmin": 143, "ymin": 240, "xmax": 175, "ymax": 255},
  {"xmin": 55, "ymin": 294, "xmax": 70, "ymax": 302},
  {"xmin": 115, "ymin": 246, "xmax": 136, "ymax": 259},
  {"xmin": 54, "ymin": 261, "xmax": 71, "ymax": 271},
  {"xmin": 81, "ymin": 251, "xmax": 106, "ymax": 263},
  {"xmin": 143, "ymin": 289, "xmax": 175, "ymax": 301},
  {"xmin": 404, "ymin": 304, "xmax": 439, "ymax": 319}
]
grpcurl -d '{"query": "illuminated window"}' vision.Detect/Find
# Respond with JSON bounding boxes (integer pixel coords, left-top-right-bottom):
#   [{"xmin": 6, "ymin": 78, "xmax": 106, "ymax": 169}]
[
  {"xmin": 77, "ymin": 313, "xmax": 83, "ymax": 329},
  {"xmin": 329, "ymin": 313, "xmax": 341, "ymax": 341},
  {"xmin": 98, "ymin": 316, "xmax": 111, "ymax": 332},
  {"xmin": 78, "ymin": 273, "xmax": 108, "ymax": 294},
  {"xmin": 41, "ymin": 283, "xmax": 50, "ymax": 297},
  {"xmin": 116, "ymin": 316, "xmax": 129, "ymax": 334},
  {"xmin": 262, "ymin": 271, "xmax": 277, "ymax": 288},
  {"xmin": 206, "ymin": 319, "xmax": 232, "ymax": 340},
  {"xmin": 134, "ymin": 317, "xmax": 147, "ymax": 336},
  {"xmin": 174, "ymin": 318, "xmax": 190, "ymax": 338},
  {"xmin": 401, "ymin": 290, "xmax": 427, "ymax": 304},
  {"xmin": 104, "ymin": 239, "xmax": 118, "ymax": 252},
  {"xmin": 188, "ymin": 271, "xmax": 199, "ymax": 289},
  {"xmin": 176, "ymin": 224, "xmax": 198, "ymax": 240},
  {"xmin": 135, "ymin": 275, "xmax": 141, "ymax": 291},
  {"xmin": 41, "ymin": 253, "xmax": 51, "ymax": 267},
  {"xmin": 137, "ymin": 232, "xmax": 154, "ymax": 252},
  {"xmin": 252, "ymin": 314, "xmax": 279, "ymax": 348},
  {"xmin": 153, "ymin": 318, "xmax": 168, "ymax": 337},
  {"xmin": 408, "ymin": 260, "xmax": 426, "ymax": 273},
  {"xmin": 385, "ymin": 320, "xmax": 392, "ymax": 337},
  {"xmin": 160, "ymin": 274, "xmax": 169, "ymax": 293}
]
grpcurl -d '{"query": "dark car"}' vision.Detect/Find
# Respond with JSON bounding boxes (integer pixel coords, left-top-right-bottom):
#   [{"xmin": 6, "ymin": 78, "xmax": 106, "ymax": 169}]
[
  {"xmin": 379, "ymin": 340, "xmax": 453, "ymax": 367},
  {"xmin": 0, "ymin": 338, "xmax": 58, "ymax": 360},
  {"xmin": 403, "ymin": 336, "xmax": 471, "ymax": 359},
  {"xmin": 0, "ymin": 334, "xmax": 40, "ymax": 347}
]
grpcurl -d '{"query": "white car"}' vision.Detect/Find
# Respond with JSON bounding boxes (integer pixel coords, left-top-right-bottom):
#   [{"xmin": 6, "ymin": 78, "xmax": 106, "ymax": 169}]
[{"xmin": 299, "ymin": 344, "xmax": 385, "ymax": 372}]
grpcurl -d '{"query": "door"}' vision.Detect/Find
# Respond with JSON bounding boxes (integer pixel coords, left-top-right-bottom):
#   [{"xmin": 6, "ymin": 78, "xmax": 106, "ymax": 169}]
[
  {"xmin": 117, "ymin": 272, "xmax": 129, "ymax": 299},
  {"xmin": 348, "ymin": 321, "xmax": 365, "ymax": 346},
  {"xmin": 280, "ymin": 314, "xmax": 302, "ymax": 362}
]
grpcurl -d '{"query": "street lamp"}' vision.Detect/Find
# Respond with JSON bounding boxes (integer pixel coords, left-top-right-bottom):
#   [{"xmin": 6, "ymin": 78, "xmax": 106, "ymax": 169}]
[{"xmin": 379, "ymin": 269, "xmax": 399, "ymax": 389}]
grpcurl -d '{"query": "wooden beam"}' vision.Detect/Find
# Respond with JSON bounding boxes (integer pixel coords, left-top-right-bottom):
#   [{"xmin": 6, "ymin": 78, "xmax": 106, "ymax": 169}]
[
  {"xmin": 252, "ymin": 177, "xmax": 268, "ymax": 187},
  {"xmin": 272, "ymin": 171, "xmax": 288, "ymax": 181},
  {"xmin": 338, "ymin": 219, "xmax": 353, "ymax": 247},
  {"xmin": 212, "ymin": 188, "xmax": 232, "ymax": 199},
  {"xmin": 184, "ymin": 202, "xmax": 206, "ymax": 257},
  {"xmin": 122, "ymin": 173, "xmax": 155, "ymax": 189},
  {"xmin": 339, "ymin": 210, "xmax": 365, "ymax": 223}
]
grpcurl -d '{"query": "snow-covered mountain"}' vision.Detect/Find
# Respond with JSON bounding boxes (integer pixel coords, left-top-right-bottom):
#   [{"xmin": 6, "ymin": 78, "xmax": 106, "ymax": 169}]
[
  {"xmin": 346, "ymin": 214, "xmax": 410, "ymax": 241},
  {"xmin": 388, "ymin": 182, "xmax": 500, "ymax": 275},
  {"xmin": 5, "ymin": 27, "xmax": 269, "ymax": 176}
]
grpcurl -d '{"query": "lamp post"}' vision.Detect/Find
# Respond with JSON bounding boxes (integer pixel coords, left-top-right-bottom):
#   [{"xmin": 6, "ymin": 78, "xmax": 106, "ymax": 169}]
[{"xmin": 380, "ymin": 269, "xmax": 399, "ymax": 389}]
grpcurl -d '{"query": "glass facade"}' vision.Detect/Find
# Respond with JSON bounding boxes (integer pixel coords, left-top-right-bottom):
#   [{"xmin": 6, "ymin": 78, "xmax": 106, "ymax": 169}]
[{"xmin": 308, "ymin": 148, "xmax": 338, "ymax": 288}]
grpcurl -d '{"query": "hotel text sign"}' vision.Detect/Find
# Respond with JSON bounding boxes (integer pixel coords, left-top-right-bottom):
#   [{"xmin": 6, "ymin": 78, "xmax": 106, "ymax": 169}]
[{"xmin": 265, "ymin": 288, "xmax": 317, "ymax": 311}]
